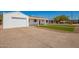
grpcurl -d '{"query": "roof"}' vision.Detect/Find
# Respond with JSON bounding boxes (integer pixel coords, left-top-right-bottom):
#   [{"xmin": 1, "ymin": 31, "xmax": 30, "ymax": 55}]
[
  {"xmin": 3, "ymin": 11, "xmax": 48, "ymax": 20},
  {"xmin": 3, "ymin": 11, "xmax": 28, "ymax": 17},
  {"xmin": 29, "ymin": 16, "xmax": 48, "ymax": 20}
]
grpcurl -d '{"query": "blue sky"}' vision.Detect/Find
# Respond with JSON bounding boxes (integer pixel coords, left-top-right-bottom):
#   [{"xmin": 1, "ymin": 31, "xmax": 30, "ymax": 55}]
[
  {"xmin": 0, "ymin": 11, "xmax": 3, "ymax": 15},
  {"xmin": 1, "ymin": 11, "xmax": 79, "ymax": 20},
  {"xmin": 21, "ymin": 11, "xmax": 79, "ymax": 20}
]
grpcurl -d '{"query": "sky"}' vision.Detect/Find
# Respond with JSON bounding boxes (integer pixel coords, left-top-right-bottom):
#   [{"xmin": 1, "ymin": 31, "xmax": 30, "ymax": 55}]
[
  {"xmin": 21, "ymin": 11, "xmax": 79, "ymax": 20},
  {"xmin": 0, "ymin": 11, "xmax": 3, "ymax": 15},
  {"xmin": 1, "ymin": 11, "xmax": 79, "ymax": 20}
]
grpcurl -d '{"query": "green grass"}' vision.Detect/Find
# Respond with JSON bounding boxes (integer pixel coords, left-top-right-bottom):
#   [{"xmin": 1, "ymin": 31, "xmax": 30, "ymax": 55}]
[{"xmin": 39, "ymin": 24, "xmax": 75, "ymax": 32}]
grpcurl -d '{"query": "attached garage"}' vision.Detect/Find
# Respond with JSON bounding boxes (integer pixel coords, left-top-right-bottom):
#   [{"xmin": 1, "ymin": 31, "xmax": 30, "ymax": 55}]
[{"xmin": 3, "ymin": 12, "xmax": 29, "ymax": 29}]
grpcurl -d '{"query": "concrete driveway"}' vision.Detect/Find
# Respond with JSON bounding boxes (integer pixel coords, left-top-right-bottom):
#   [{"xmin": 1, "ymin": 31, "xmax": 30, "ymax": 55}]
[
  {"xmin": 0, "ymin": 27, "xmax": 79, "ymax": 48},
  {"xmin": 0, "ymin": 25, "xmax": 2, "ymax": 32}
]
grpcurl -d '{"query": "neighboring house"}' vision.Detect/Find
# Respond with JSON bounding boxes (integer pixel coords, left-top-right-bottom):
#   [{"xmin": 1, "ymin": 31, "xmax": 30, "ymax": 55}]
[
  {"xmin": 48, "ymin": 20, "xmax": 79, "ymax": 24},
  {"xmin": 69, "ymin": 20, "xmax": 79, "ymax": 24},
  {"xmin": 2, "ymin": 12, "xmax": 48, "ymax": 29}
]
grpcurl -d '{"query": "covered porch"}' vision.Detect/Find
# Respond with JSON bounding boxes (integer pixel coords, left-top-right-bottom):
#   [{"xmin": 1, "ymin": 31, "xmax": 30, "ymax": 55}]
[{"xmin": 29, "ymin": 16, "xmax": 47, "ymax": 26}]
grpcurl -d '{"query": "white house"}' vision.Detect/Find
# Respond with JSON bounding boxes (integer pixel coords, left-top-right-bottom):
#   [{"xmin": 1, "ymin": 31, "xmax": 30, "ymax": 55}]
[{"xmin": 2, "ymin": 12, "xmax": 48, "ymax": 29}]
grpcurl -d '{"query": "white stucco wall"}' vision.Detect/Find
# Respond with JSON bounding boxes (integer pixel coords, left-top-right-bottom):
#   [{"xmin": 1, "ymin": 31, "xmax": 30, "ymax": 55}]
[
  {"xmin": 3, "ymin": 12, "xmax": 29, "ymax": 29},
  {"xmin": 29, "ymin": 19, "xmax": 39, "ymax": 26},
  {"xmin": 29, "ymin": 19, "xmax": 46, "ymax": 26},
  {"xmin": 40, "ymin": 20, "xmax": 46, "ymax": 25}
]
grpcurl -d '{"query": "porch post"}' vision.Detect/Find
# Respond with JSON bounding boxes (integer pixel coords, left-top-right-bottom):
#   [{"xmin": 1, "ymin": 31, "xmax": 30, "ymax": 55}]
[
  {"xmin": 37, "ymin": 19, "xmax": 39, "ymax": 26},
  {"xmin": 44, "ymin": 20, "xmax": 47, "ymax": 25}
]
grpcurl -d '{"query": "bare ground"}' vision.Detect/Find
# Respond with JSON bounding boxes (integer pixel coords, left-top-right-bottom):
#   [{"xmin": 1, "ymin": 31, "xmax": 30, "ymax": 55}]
[
  {"xmin": 0, "ymin": 27, "xmax": 79, "ymax": 48},
  {"xmin": 0, "ymin": 25, "xmax": 2, "ymax": 32}
]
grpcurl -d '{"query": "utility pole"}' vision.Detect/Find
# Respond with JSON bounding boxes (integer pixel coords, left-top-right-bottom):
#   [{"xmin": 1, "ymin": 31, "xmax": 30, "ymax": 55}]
[
  {"xmin": 78, "ymin": 17, "xmax": 79, "ymax": 24},
  {"xmin": 71, "ymin": 11, "xmax": 73, "ymax": 20}
]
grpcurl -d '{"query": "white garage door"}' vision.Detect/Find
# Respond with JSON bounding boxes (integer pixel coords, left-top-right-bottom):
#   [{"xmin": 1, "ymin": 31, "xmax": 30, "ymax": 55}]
[
  {"xmin": 3, "ymin": 16, "xmax": 28, "ymax": 29},
  {"xmin": 10, "ymin": 17, "xmax": 27, "ymax": 28}
]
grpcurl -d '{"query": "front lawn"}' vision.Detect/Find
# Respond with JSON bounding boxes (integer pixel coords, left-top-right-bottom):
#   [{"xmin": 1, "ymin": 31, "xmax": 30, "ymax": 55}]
[{"xmin": 38, "ymin": 24, "xmax": 75, "ymax": 32}]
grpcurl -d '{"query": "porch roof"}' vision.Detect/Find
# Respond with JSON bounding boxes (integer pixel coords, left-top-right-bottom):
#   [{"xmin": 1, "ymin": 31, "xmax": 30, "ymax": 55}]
[{"xmin": 29, "ymin": 16, "xmax": 48, "ymax": 20}]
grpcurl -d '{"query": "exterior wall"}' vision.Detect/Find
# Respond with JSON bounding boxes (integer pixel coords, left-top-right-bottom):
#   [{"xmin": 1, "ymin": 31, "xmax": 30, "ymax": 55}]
[
  {"xmin": 3, "ymin": 12, "xmax": 29, "ymax": 29},
  {"xmin": 29, "ymin": 19, "xmax": 46, "ymax": 26},
  {"xmin": 29, "ymin": 16, "xmax": 47, "ymax": 26},
  {"xmin": 29, "ymin": 19, "xmax": 39, "ymax": 26},
  {"xmin": 39, "ymin": 20, "xmax": 46, "ymax": 25}
]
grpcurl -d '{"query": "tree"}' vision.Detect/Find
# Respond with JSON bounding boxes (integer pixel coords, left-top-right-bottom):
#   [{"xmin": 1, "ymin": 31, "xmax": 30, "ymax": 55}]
[
  {"xmin": 0, "ymin": 15, "xmax": 3, "ymax": 25},
  {"xmin": 53, "ymin": 15, "xmax": 70, "ymax": 24}
]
